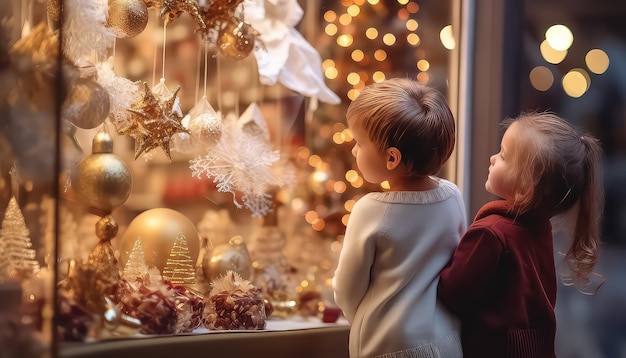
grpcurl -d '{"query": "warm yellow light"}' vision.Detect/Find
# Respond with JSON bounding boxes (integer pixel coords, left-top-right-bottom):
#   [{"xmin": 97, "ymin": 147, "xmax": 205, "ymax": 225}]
[
  {"xmin": 324, "ymin": 10, "xmax": 337, "ymax": 22},
  {"xmin": 333, "ymin": 122, "xmax": 346, "ymax": 132},
  {"xmin": 342, "ymin": 129, "xmax": 353, "ymax": 142},
  {"xmin": 545, "ymin": 24, "xmax": 573, "ymax": 51},
  {"xmin": 325, "ymin": 67, "xmax": 338, "ymax": 80},
  {"xmin": 346, "ymin": 170, "xmax": 359, "ymax": 183},
  {"xmin": 540, "ymin": 40, "xmax": 567, "ymax": 64},
  {"xmin": 562, "ymin": 68, "xmax": 590, "ymax": 98},
  {"xmin": 345, "ymin": 199, "xmax": 356, "ymax": 212},
  {"xmin": 337, "ymin": 34, "xmax": 354, "ymax": 47},
  {"xmin": 351, "ymin": 49, "xmax": 365, "ymax": 62},
  {"xmin": 585, "ymin": 49, "xmax": 609, "ymax": 74},
  {"xmin": 312, "ymin": 218, "xmax": 325, "ymax": 231},
  {"xmin": 416, "ymin": 72, "xmax": 430, "ymax": 83},
  {"xmin": 406, "ymin": 19, "xmax": 418, "ymax": 31},
  {"xmin": 406, "ymin": 2, "xmax": 419, "ymax": 13},
  {"xmin": 374, "ymin": 49, "xmax": 387, "ymax": 61},
  {"xmin": 529, "ymin": 66, "xmax": 554, "ymax": 91},
  {"xmin": 417, "ymin": 59, "xmax": 429, "ymax": 71},
  {"xmin": 440, "ymin": 25, "xmax": 455, "ymax": 50},
  {"xmin": 325, "ymin": 23, "xmax": 338, "ymax": 36},
  {"xmin": 352, "ymin": 177, "xmax": 364, "ymax": 188},
  {"xmin": 367, "ymin": 0, "xmax": 379, "ymax": 4},
  {"xmin": 407, "ymin": 33, "xmax": 420, "ymax": 46},
  {"xmin": 322, "ymin": 59, "xmax": 335, "ymax": 70},
  {"xmin": 339, "ymin": 13, "xmax": 352, "ymax": 25},
  {"xmin": 312, "ymin": 170, "xmax": 329, "ymax": 183},
  {"xmin": 297, "ymin": 146, "xmax": 310, "ymax": 160},
  {"xmin": 383, "ymin": 33, "xmax": 397, "ymax": 46},
  {"xmin": 397, "ymin": 0, "xmax": 409, "ymax": 4},
  {"xmin": 291, "ymin": 197, "xmax": 304, "ymax": 211},
  {"xmin": 347, "ymin": 72, "xmax": 361, "ymax": 85},
  {"xmin": 341, "ymin": 214, "xmax": 350, "ymax": 226},
  {"xmin": 347, "ymin": 4, "xmax": 360, "ymax": 16},
  {"xmin": 347, "ymin": 89, "xmax": 360, "ymax": 100},
  {"xmin": 398, "ymin": 8, "xmax": 409, "ymax": 20},
  {"xmin": 305, "ymin": 210, "xmax": 318, "ymax": 223},
  {"xmin": 373, "ymin": 71, "xmax": 386, "ymax": 82},
  {"xmin": 309, "ymin": 154, "xmax": 322, "ymax": 167},
  {"xmin": 380, "ymin": 180, "xmax": 390, "ymax": 189},
  {"xmin": 334, "ymin": 181, "xmax": 347, "ymax": 193},
  {"xmin": 333, "ymin": 132, "xmax": 344, "ymax": 144},
  {"xmin": 366, "ymin": 27, "xmax": 379, "ymax": 40}
]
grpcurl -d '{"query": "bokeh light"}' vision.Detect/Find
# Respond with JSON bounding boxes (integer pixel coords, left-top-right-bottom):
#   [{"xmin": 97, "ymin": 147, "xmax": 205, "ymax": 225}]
[
  {"xmin": 562, "ymin": 68, "xmax": 590, "ymax": 98},
  {"xmin": 540, "ymin": 40, "xmax": 567, "ymax": 64},
  {"xmin": 440, "ymin": 25, "xmax": 455, "ymax": 50},
  {"xmin": 529, "ymin": 66, "xmax": 554, "ymax": 91},
  {"xmin": 585, "ymin": 49, "xmax": 609, "ymax": 74},
  {"xmin": 545, "ymin": 24, "xmax": 573, "ymax": 51}
]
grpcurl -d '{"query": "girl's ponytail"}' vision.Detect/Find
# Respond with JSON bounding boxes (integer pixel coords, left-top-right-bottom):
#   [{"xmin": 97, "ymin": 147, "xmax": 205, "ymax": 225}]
[{"xmin": 564, "ymin": 134, "xmax": 604, "ymax": 293}]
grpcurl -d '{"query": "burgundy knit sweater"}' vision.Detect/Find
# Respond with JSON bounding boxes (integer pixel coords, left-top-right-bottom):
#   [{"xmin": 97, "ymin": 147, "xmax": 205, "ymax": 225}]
[{"xmin": 438, "ymin": 200, "xmax": 557, "ymax": 358}]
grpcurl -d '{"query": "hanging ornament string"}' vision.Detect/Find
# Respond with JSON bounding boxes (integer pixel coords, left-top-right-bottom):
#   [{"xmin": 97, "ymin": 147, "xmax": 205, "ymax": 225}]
[
  {"xmin": 151, "ymin": 8, "xmax": 159, "ymax": 88},
  {"xmin": 162, "ymin": 22, "xmax": 167, "ymax": 80},
  {"xmin": 204, "ymin": 40, "xmax": 209, "ymax": 99},
  {"xmin": 275, "ymin": 85, "xmax": 281, "ymax": 150},
  {"xmin": 193, "ymin": 39, "xmax": 202, "ymax": 105},
  {"xmin": 216, "ymin": 54, "xmax": 222, "ymax": 114}
]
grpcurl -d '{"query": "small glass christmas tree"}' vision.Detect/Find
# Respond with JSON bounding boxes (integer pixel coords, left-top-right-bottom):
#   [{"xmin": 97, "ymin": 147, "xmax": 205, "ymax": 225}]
[
  {"xmin": 122, "ymin": 237, "xmax": 148, "ymax": 280},
  {"xmin": 0, "ymin": 197, "xmax": 40, "ymax": 281},
  {"xmin": 162, "ymin": 231, "xmax": 196, "ymax": 286}
]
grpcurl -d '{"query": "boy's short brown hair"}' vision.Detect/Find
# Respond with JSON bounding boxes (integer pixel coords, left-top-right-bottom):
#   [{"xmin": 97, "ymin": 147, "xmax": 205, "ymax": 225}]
[{"xmin": 346, "ymin": 78, "xmax": 455, "ymax": 176}]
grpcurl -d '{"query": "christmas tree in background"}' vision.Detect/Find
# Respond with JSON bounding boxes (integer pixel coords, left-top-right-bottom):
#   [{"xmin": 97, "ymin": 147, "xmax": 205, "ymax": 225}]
[
  {"xmin": 122, "ymin": 237, "xmax": 148, "ymax": 281},
  {"xmin": 0, "ymin": 196, "xmax": 40, "ymax": 281},
  {"xmin": 162, "ymin": 231, "xmax": 196, "ymax": 286}
]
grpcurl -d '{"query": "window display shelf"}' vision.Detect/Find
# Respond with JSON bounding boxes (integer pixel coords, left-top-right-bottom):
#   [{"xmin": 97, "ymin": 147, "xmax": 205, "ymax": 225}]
[{"xmin": 61, "ymin": 319, "xmax": 350, "ymax": 358}]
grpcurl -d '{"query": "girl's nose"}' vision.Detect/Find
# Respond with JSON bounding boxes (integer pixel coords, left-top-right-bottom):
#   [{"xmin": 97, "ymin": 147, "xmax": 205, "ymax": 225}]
[{"xmin": 351, "ymin": 145, "xmax": 358, "ymax": 157}]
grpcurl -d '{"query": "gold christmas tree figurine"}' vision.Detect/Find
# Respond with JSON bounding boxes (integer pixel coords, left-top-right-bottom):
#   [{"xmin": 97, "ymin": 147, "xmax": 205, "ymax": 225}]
[
  {"xmin": 162, "ymin": 231, "xmax": 196, "ymax": 286},
  {"xmin": 0, "ymin": 197, "xmax": 40, "ymax": 281},
  {"xmin": 122, "ymin": 237, "xmax": 148, "ymax": 280}
]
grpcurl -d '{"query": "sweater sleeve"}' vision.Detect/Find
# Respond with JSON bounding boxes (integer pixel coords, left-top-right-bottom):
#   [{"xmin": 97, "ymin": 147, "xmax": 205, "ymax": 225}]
[
  {"xmin": 437, "ymin": 223, "xmax": 506, "ymax": 316},
  {"xmin": 332, "ymin": 198, "xmax": 379, "ymax": 322}
]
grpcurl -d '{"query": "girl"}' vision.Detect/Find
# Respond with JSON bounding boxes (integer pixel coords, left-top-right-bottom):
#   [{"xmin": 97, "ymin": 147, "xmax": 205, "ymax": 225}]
[
  {"xmin": 333, "ymin": 78, "xmax": 466, "ymax": 358},
  {"xmin": 438, "ymin": 112, "xmax": 604, "ymax": 357}
]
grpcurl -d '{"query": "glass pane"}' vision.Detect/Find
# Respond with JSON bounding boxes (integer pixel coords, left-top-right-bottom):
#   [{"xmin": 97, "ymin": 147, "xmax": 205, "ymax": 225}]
[{"xmin": 521, "ymin": 2, "xmax": 626, "ymax": 356}]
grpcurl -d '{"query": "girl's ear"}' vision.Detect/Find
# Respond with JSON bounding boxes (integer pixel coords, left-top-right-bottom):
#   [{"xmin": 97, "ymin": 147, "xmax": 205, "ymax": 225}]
[{"xmin": 386, "ymin": 147, "xmax": 402, "ymax": 170}]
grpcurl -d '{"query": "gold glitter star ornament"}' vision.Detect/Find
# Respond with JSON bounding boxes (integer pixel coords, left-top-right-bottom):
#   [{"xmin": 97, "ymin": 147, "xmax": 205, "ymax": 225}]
[{"xmin": 119, "ymin": 81, "xmax": 189, "ymax": 161}]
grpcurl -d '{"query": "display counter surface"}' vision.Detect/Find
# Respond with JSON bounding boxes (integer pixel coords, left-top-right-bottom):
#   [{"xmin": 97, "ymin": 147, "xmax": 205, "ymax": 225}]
[{"xmin": 61, "ymin": 318, "xmax": 350, "ymax": 358}]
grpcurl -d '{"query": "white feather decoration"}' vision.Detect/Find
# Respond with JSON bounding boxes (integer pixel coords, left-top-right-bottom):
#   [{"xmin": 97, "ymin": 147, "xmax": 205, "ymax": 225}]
[
  {"xmin": 96, "ymin": 58, "xmax": 140, "ymax": 130},
  {"xmin": 62, "ymin": 0, "xmax": 115, "ymax": 62}
]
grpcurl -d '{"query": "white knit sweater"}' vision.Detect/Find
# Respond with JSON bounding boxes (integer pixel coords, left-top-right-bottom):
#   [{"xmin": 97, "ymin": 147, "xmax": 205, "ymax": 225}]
[{"xmin": 332, "ymin": 178, "xmax": 467, "ymax": 358}]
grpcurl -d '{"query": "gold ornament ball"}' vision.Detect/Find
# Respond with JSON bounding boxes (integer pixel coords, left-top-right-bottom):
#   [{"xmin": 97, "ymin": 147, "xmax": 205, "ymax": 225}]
[
  {"xmin": 73, "ymin": 132, "xmax": 133, "ymax": 215},
  {"xmin": 203, "ymin": 236, "xmax": 253, "ymax": 283},
  {"xmin": 96, "ymin": 215, "xmax": 119, "ymax": 241},
  {"xmin": 218, "ymin": 21, "xmax": 256, "ymax": 60},
  {"xmin": 119, "ymin": 208, "xmax": 200, "ymax": 273},
  {"xmin": 63, "ymin": 77, "xmax": 111, "ymax": 129},
  {"xmin": 107, "ymin": 0, "xmax": 149, "ymax": 38}
]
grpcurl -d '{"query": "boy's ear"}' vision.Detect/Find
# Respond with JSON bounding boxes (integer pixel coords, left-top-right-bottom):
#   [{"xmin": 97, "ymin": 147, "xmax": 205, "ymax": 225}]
[{"xmin": 386, "ymin": 147, "xmax": 401, "ymax": 170}]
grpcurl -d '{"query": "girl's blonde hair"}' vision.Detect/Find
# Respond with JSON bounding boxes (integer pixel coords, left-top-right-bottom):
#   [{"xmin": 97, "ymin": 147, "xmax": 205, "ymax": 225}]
[
  {"xmin": 502, "ymin": 112, "xmax": 604, "ymax": 287},
  {"xmin": 346, "ymin": 78, "xmax": 455, "ymax": 176}
]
